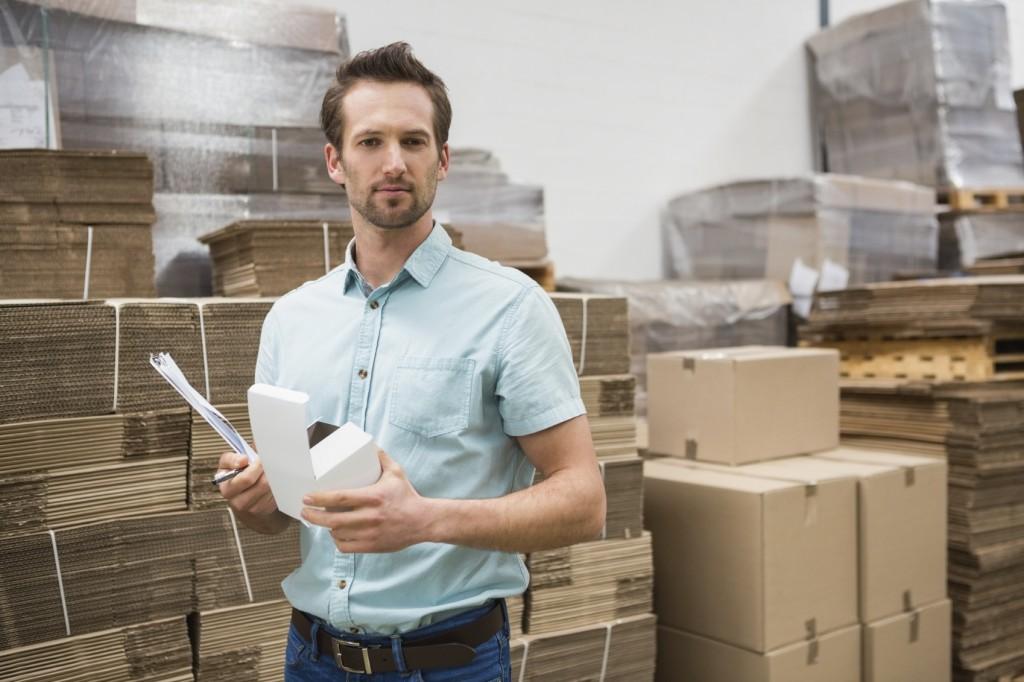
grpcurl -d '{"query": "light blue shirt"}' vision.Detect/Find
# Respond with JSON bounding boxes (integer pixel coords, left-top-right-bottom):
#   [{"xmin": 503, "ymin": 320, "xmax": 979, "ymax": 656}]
[{"xmin": 255, "ymin": 222, "xmax": 585, "ymax": 635}]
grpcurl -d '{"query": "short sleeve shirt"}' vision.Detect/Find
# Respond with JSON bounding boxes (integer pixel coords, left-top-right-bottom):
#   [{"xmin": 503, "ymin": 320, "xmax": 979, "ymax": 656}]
[{"xmin": 255, "ymin": 223, "xmax": 585, "ymax": 635}]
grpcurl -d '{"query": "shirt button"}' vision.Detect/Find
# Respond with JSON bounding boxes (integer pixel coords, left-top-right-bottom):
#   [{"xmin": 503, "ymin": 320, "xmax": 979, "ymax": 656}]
[
  {"xmin": 369, "ymin": 300, "xmax": 379, "ymax": 310},
  {"xmin": 338, "ymin": 579, "xmax": 347, "ymax": 589},
  {"xmin": 358, "ymin": 369, "xmax": 368, "ymax": 380}
]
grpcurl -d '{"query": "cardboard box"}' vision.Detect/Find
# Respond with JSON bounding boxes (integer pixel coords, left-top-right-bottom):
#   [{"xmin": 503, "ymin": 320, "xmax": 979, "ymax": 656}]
[
  {"xmin": 646, "ymin": 346, "xmax": 839, "ymax": 464},
  {"xmin": 644, "ymin": 459, "xmax": 857, "ymax": 652},
  {"xmin": 656, "ymin": 623, "xmax": 861, "ymax": 682},
  {"xmin": 863, "ymin": 599, "xmax": 951, "ymax": 682},
  {"xmin": 812, "ymin": 449, "xmax": 948, "ymax": 621}
]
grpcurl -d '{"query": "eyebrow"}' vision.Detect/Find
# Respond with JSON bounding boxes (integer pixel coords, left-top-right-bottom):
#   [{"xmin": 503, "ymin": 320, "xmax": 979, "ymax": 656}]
[{"xmin": 352, "ymin": 128, "xmax": 431, "ymax": 138}]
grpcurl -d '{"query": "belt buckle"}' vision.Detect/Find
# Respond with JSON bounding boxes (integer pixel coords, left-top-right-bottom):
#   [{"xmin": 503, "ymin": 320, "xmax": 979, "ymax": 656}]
[{"xmin": 332, "ymin": 638, "xmax": 374, "ymax": 674}]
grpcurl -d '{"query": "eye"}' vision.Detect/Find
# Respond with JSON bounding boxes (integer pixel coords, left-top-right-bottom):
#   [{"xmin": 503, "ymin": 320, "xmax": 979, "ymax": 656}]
[
  {"xmin": 359, "ymin": 138, "xmax": 381, "ymax": 147},
  {"xmin": 403, "ymin": 138, "xmax": 427, "ymax": 147}
]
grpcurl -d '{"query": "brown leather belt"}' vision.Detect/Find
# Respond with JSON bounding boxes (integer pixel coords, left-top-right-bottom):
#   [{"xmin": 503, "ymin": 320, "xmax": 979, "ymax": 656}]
[{"xmin": 290, "ymin": 602, "xmax": 504, "ymax": 675}]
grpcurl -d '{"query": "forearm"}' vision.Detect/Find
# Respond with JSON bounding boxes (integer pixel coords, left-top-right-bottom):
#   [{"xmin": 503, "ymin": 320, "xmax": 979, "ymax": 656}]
[
  {"xmin": 424, "ymin": 467, "xmax": 606, "ymax": 553},
  {"xmin": 233, "ymin": 508, "xmax": 293, "ymax": 535}
]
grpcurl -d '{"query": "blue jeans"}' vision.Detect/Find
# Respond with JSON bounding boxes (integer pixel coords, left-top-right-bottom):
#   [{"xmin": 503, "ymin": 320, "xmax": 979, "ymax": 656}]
[{"xmin": 284, "ymin": 600, "xmax": 511, "ymax": 682}]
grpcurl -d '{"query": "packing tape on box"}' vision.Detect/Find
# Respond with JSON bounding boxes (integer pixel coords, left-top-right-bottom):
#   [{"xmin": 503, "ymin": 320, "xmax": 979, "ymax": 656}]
[
  {"xmin": 226, "ymin": 507, "xmax": 255, "ymax": 603},
  {"xmin": 323, "ymin": 222, "xmax": 331, "ymax": 274},
  {"xmin": 516, "ymin": 638, "xmax": 530, "ymax": 682},
  {"xmin": 805, "ymin": 618, "xmax": 819, "ymax": 665},
  {"xmin": 82, "ymin": 226, "xmax": 94, "ymax": 300},
  {"xmin": 47, "ymin": 529, "xmax": 72, "ymax": 636}
]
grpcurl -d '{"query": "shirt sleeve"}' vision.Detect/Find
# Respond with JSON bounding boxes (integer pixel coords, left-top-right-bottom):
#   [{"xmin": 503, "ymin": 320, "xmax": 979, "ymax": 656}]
[
  {"xmin": 254, "ymin": 307, "xmax": 279, "ymax": 385},
  {"xmin": 495, "ymin": 285, "xmax": 586, "ymax": 437}
]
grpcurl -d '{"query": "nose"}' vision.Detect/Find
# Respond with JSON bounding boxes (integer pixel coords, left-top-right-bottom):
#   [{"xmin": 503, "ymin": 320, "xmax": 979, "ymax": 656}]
[{"xmin": 381, "ymin": 141, "xmax": 407, "ymax": 177}]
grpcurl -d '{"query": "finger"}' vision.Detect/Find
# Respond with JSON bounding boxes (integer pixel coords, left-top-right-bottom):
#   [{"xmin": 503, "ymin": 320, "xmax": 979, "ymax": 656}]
[
  {"xmin": 301, "ymin": 505, "xmax": 375, "ymax": 530},
  {"xmin": 378, "ymin": 449, "xmax": 399, "ymax": 471},
  {"xmin": 230, "ymin": 479, "xmax": 272, "ymax": 512},
  {"xmin": 217, "ymin": 451, "xmax": 249, "ymax": 470},
  {"xmin": 219, "ymin": 460, "xmax": 264, "ymax": 498},
  {"xmin": 303, "ymin": 487, "xmax": 376, "ymax": 510}
]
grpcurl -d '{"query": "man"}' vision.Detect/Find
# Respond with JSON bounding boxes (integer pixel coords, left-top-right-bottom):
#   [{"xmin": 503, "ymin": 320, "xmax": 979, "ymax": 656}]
[{"xmin": 217, "ymin": 42, "xmax": 605, "ymax": 681}]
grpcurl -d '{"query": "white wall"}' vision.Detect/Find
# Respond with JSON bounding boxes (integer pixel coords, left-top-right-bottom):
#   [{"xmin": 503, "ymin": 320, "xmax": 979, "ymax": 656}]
[
  {"xmin": 300, "ymin": 0, "xmax": 1024, "ymax": 281},
  {"xmin": 304, "ymin": 0, "xmax": 819, "ymax": 280}
]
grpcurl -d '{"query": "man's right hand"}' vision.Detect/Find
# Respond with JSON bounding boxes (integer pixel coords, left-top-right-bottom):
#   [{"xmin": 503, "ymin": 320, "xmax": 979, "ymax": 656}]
[{"xmin": 217, "ymin": 451, "xmax": 280, "ymax": 517}]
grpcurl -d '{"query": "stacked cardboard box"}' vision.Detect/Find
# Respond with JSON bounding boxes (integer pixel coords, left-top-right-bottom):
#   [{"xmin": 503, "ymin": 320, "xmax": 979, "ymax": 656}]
[
  {"xmin": 839, "ymin": 381, "xmax": 1024, "ymax": 680},
  {"xmin": 645, "ymin": 346, "xmax": 950, "ymax": 681},
  {"xmin": 807, "ymin": 0, "xmax": 1024, "ymax": 188},
  {"xmin": 0, "ymin": 150, "xmax": 157, "ymax": 298},
  {"xmin": 661, "ymin": 175, "xmax": 938, "ymax": 316}
]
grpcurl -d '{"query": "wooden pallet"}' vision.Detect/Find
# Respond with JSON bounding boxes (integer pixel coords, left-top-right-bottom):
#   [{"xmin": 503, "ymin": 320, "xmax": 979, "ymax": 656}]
[
  {"xmin": 804, "ymin": 332, "xmax": 1024, "ymax": 382},
  {"xmin": 939, "ymin": 187, "xmax": 1024, "ymax": 212}
]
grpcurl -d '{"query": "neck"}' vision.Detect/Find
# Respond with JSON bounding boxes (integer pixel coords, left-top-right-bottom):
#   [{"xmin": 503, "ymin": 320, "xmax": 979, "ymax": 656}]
[{"xmin": 350, "ymin": 212, "xmax": 434, "ymax": 289}]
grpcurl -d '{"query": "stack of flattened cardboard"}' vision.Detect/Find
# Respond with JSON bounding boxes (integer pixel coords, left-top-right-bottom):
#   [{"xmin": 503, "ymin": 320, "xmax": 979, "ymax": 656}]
[
  {"xmin": 839, "ymin": 381, "xmax": 1024, "ymax": 680},
  {"xmin": 201, "ymin": 300, "xmax": 273, "ymax": 404},
  {"xmin": 599, "ymin": 457, "xmax": 643, "ymax": 539},
  {"xmin": 0, "ymin": 409, "xmax": 191, "ymax": 536},
  {"xmin": 580, "ymin": 374, "xmax": 637, "ymax": 459},
  {"xmin": 0, "ymin": 150, "xmax": 157, "ymax": 298},
  {"xmin": 0, "ymin": 617, "xmax": 193, "ymax": 682},
  {"xmin": 0, "ymin": 302, "xmax": 117, "ymax": 424},
  {"xmin": 804, "ymin": 277, "xmax": 1024, "ymax": 383},
  {"xmin": 199, "ymin": 221, "xmax": 353, "ymax": 296},
  {"xmin": 199, "ymin": 221, "xmax": 467, "ymax": 297},
  {"xmin": 193, "ymin": 600, "xmax": 291, "ymax": 682},
  {"xmin": 549, "ymin": 294, "xmax": 631, "ymax": 377},
  {"xmin": 807, "ymin": 276, "xmax": 1024, "ymax": 333},
  {"xmin": 524, "ymin": 533, "xmax": 652, "ymax": 635},
  {"xmin": 507, "ymin": 594, "xmax": 524, "ymax": 638},
  {"xmin": 191, "ymin": 509, "xmax": 300, "ymax": 611},
  {"xmin": 0, "ymin": 298, "xmax": 270, "ymax": 424},
  {"xmin": 0, "ymin": 513, "xmax": 198, "ymax": 648},
  {"xmin": 510, "ymin": 614, "xmax": 656, "ymax": 682},
  {"xmin": 807, "ymin": 0, "xmax": 1024, "ymax": 188}
]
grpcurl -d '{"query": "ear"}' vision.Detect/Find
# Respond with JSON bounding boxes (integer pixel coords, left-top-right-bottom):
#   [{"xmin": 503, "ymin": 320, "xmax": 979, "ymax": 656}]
[
  {"xmin": 436, "ymin": 142, "xmax": 450, "ymax": 182},
  {"xmin": 324, "ymin": 143, "xmax": 347, "ymax": 187}
]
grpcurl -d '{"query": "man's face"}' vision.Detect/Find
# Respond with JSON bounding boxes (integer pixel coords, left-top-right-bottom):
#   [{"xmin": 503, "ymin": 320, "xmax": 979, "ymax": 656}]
[{"xmin": 326, "ymin": 81, "xmax": 449, "ymax": 230}]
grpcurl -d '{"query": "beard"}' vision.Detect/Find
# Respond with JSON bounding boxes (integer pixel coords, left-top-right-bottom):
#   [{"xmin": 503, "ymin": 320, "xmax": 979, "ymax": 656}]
[{"xmin": 345, "ymin": 163, "xmax": 440, "ymax": 230}]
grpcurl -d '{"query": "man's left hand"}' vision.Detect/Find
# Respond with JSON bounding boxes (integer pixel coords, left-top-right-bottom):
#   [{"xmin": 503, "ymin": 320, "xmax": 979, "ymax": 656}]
[{"xmin": 301, "ymin": 450, "xmax": 431, "ymax": 553}]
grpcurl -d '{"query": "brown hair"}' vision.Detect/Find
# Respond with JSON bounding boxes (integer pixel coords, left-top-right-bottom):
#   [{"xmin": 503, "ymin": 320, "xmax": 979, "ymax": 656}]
[{"xmin": 320, "ymin": 42, "xmax": 452, "ymax": 154}]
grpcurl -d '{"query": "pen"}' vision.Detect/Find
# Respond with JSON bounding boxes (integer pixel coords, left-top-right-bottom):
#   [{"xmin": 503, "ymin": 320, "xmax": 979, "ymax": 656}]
[{"xmin": 212, "ymin": 467, "xmax": 246, "ymax": 487}]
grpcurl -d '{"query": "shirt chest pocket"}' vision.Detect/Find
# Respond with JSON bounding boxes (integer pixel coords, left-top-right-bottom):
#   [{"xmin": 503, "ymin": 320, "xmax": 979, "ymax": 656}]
[{"xmin": 388, "ymin": 357, "xmax": 476, "ymax": 438}]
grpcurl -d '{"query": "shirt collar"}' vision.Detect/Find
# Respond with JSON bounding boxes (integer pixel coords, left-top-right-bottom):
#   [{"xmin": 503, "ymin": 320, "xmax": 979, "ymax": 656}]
[{"xmin": 342, "ymin": 222, "xmax": 452, "ymax": 294}]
